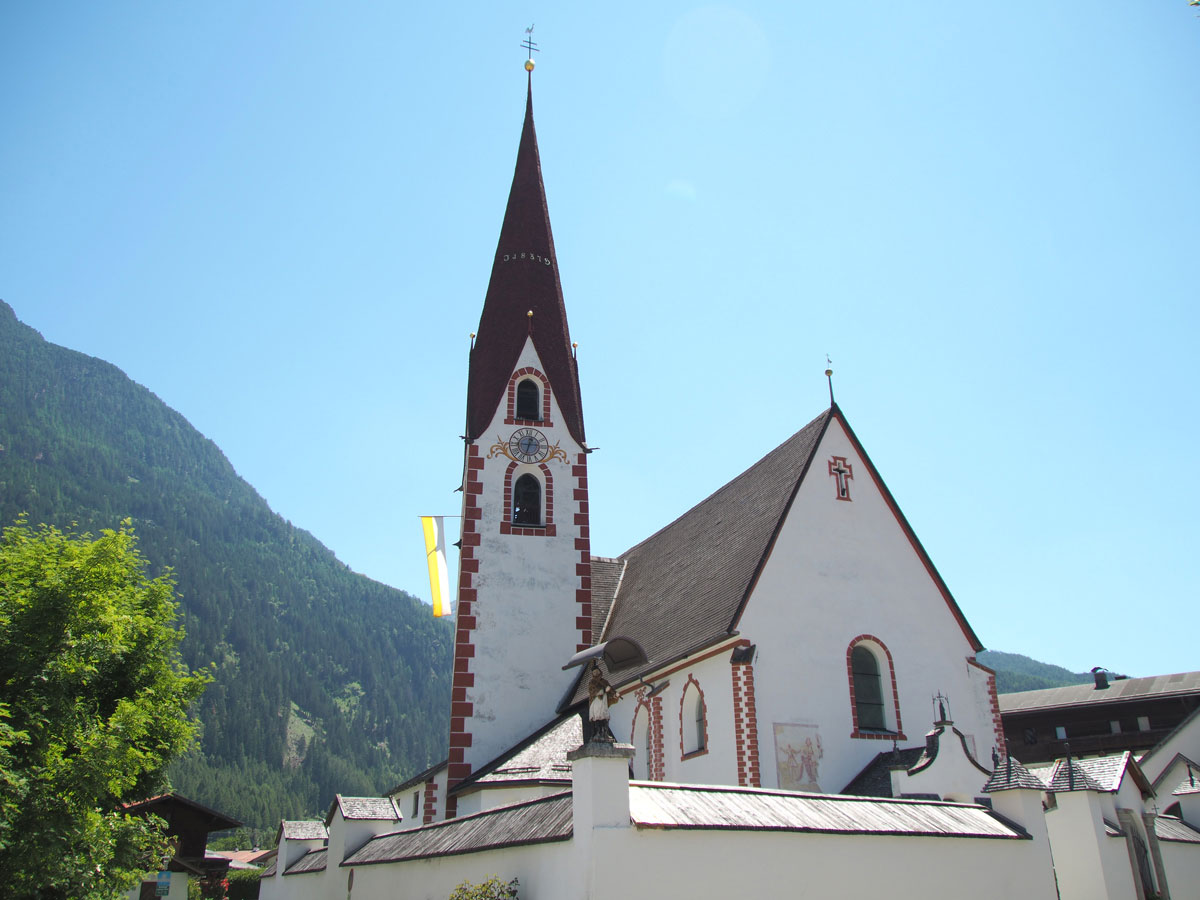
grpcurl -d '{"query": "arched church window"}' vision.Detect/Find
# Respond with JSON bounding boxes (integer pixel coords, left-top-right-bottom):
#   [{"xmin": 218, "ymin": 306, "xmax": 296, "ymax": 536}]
[
  {"xmin": 512, "ymin": 474, "xmax": 541, "ymax": 525},
  {"xmin": 851, "ymin": 646, "xmax": 886, "ymax": 731},
  {"xmin": 681, "ymin": 677, "xmax": 707, "ymax": 757},
  {"xmin": 516, "ymin": 379, "xmax": 541, "ymax": 420}
]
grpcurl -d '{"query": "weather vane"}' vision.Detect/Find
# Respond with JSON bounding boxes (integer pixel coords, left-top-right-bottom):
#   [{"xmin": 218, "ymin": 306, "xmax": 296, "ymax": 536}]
[
  {"xmin": 825, "ymin": 355, "xmax": 835, "ymax": 406},
  {"xmin": 522, "ymin": 24, "xmax": 539, "ymax": 72}
]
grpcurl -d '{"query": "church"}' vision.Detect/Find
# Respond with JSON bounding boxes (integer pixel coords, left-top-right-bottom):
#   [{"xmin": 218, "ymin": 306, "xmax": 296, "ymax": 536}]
[{"xmin": 259, "ymin": 65, "xmax": 1200, "ymax": 900}]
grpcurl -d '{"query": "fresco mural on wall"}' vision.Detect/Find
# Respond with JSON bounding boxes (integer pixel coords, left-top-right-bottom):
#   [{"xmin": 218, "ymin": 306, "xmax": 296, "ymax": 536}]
[{"xmin": 774, "ymin": 723, "xmax": 824, "ymax": 792}]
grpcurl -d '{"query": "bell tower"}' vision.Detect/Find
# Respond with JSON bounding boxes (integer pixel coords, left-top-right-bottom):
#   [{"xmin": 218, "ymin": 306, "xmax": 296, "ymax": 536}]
[{"xmin": 446, "ymin": 72, "xmax": 592, "ymax": 812}]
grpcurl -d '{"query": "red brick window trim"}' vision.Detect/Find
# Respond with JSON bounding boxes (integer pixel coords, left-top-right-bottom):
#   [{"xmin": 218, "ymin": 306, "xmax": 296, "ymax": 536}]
[
  {"xmin": 499, "ymin": 461, "xmax": 556, "ymax": 536},
  {"xmin": 846, "ymin": 634, "xmax": 906, "ymax": 741},
  {"xmin": 504, "ymin": 367, "xmax": 553, "ymax": 427},
  {"xmin": 680, "ymin": 674, "xmax": 709, "ymax": 760},
  {"xmin": 731, "ymin": 650, "xmax": 761, "ymax": 788},
  {"xmin": 632, "ymin": 693, "xmax": 656, "ymax": 781}
]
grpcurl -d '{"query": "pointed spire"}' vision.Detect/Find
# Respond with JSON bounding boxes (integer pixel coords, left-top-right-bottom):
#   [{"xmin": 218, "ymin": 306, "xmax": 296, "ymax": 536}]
[{"xmin": 466, "ymin": 80, "xmax": 585, "ymax": 445}]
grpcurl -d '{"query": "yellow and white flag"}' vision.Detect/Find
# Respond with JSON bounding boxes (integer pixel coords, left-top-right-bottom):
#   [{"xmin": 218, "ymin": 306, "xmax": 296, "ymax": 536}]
[{"xmin": 420, "ymin": 516, "xmax": 451, "ymax": 617}]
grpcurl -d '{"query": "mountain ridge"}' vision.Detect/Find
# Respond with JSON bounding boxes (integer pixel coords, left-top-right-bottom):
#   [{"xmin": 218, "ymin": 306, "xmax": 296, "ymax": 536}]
[{"xmin": 0, "ymin": 299, "xmax": 452, "ymax": 837}]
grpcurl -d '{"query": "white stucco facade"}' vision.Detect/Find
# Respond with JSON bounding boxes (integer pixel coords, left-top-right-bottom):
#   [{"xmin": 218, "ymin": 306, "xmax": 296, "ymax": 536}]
[{"xmin": 455, "ymin": 337, "xmax": 589, "ymax": 779}]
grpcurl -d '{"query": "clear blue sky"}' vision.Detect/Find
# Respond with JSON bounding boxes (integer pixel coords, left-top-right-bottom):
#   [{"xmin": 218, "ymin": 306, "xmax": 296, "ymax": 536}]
[{"xmin": 3, "ymin": 3, "xmax": 1197, "ymax": 677}]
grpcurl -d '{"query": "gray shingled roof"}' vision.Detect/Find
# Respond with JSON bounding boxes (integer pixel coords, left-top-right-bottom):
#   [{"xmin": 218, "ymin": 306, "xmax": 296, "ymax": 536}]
[
  {"xmin": 387, "ymin": 758, "xmax": 448, "ymax": 797},
  {"xmin": 630, "ymin": 783, "xmax": 1025, "ymax": 838},
  {"xmin": 568, "ymin": 412, "xmax": 831, "ymax": 704},
  {"xmin": 983, "ymin": 757, "xmax": 1048, "ymax": 793},
  {"xmin": 588, "ymin": 557, "xmax": 625, "ymax": 645},
  {"xmin": 1156, "ymin": 816, "xmax": 1200, "ymax": 844},
  {"xmin": 345, "ymin": 793, "xmax": 573, "ymax": 865},
  {"xmin": 279, "ymin": 820, "xmax": 328, "ymax": 841},
  {"xmin": 284, "ymin": 848, "xmax": 327, "ymax": 875},
  {"xmin": 452, "ymin": 714, "xmax": 580, "ymax": 796},
  {"xmin": 259, "ymin": 860, "xmax": 277, "ymax": 878},
  {"xmin": 1045, "ymin": 759, "xmax": 1106, "ymax": 792},
  {"xmin": 998, "ymin": 670, "xmax": 1200, "ymax": 713},
  {"xmin": 331, "ymin": 796, "xmax": 401, "ymax": 823},
  {"xmin": 1173, "ymin": 771, "xmax": 1200, "ymax": 796},
  {"xmin": 841, "ymin": 747, "xmax": 926, "ymax": 797}
]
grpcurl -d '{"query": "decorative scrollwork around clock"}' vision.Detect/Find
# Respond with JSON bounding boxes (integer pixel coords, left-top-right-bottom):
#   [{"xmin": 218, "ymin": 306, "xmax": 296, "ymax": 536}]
[{"xmin": 488, "ymin": 427, "xmax": 568, "ymax": 465}]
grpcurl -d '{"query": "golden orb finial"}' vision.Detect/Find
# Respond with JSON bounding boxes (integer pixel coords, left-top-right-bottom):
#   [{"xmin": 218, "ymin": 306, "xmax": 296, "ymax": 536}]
[
  {"xmin": 825, "ymin": 368, "xmax": 833, "ymax": 378},
  {"xmin": 525, "ymin": 58, "xmax": 536, "ymax": 72},
  {"xmin": 527, "ymin": 310, "xmax": 534, "ymax": 318}
]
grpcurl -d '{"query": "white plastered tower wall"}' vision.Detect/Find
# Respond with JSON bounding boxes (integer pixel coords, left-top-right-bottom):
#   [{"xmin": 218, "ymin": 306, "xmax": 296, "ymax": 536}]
[
  {"xmin": 452, "ymin": 336, "xmax": 589, "ymax": 792},
  {"xmin": 737, "ymin": 414, "xmax": 999, "ymax": 795}
]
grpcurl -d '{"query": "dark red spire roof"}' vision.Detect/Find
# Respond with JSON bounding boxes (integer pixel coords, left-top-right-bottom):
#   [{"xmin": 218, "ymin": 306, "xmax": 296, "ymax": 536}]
[{"xmin": 466, "ymin": 80, "xmax": 585, "ymax": 445}]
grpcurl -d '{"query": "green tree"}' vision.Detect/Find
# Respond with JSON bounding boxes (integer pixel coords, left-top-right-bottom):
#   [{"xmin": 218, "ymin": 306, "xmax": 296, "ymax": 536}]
[{"xmin": 0, "ymin": 520, "xmax": 209, "ymax": 898}]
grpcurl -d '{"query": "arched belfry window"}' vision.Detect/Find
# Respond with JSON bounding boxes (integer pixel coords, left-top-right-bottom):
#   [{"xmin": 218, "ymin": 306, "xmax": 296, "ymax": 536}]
[
  {"xmin": 512, "ymin": 474, "xmax": 541, "ymax": 526},
  {"xmin": 515, "ymin": 379, "xmax": 541, "ymax": 421},
  {"xmin": 851, "ymin": 646, "xmax": 886, "ymax": 731}
]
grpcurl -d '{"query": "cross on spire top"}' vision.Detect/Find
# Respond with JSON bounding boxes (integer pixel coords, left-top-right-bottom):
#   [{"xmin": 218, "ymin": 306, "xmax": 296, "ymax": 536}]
[{"xmin": 522, "ymin": 24, "xmax": 539, "ymax": 72}]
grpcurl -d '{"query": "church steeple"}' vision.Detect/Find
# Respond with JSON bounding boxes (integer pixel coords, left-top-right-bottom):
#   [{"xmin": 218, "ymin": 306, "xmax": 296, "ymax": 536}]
[{"xmin": 466, "ymin": 81, "xmax": 585, "ymax": 445}]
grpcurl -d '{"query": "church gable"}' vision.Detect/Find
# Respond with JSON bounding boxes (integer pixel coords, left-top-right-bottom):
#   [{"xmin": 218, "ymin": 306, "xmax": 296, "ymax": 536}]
[{"xmin": 737, "ymin": 410, "xmax": 998, "ymax": 791}]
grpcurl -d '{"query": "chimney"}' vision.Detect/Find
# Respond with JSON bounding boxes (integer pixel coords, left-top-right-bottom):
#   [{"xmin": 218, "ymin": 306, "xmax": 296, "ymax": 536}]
[{"xmin": 1091, "ymin": 667, "xmax": 1109, "ymax": 690}]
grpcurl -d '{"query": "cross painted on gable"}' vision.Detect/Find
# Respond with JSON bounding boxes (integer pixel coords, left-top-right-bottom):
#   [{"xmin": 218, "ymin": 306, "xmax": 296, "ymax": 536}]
[{"xmin": 828, "ymin": 456, "xmax": 853, "ymax": 501}]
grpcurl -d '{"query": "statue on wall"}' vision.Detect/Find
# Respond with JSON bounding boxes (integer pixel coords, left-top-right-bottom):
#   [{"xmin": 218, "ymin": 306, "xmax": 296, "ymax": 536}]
[{"xmin": 587, "ymin": 661, "xmax": 620, "ymax": 743}]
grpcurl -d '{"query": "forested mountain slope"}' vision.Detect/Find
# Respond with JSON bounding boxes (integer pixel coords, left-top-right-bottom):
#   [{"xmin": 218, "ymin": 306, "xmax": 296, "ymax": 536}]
[
  {"xmin": 0, "ymin": 300, "xmax": 452, "ymax": 837},
  {"xmin": 978, "ymin": 650, "xmax": 1095, "ymax": 694}
]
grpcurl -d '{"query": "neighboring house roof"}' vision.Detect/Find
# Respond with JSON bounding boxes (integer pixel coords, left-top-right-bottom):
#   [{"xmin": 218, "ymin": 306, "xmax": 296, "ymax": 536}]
[
  {"xmin": 121, "ymin": 792, "xmax": 241, "ymax": 832},
  {"xmin": 629, "ymin": 783, "xmax": 1025, "ymax": 839},
  {"xmin": 841, "ymin": 747, "xmax": 926, "ymax": 797},
  {"xmin": 567, "ymin": 405, "xmax": 982, "ymax": 707},
  {"xmin": 387, "ymin": 758, "xmax": 449, "ymax": 797},
  {"xmin": 277, "ymin": 820, "xmax": 328, "ymax": 842},
  {"xmin": 283, "ymin": 847, "xmax": 327, "ymax": 875},
  {"xmin": 983, "ymin": 758, "xmax": 1048, "ymax": 793},
  {"xmin": 327, "ymin": 795, "xmax": 401, "ymax": 824},
  {"xmin": 451, "ymin": 713, "xmax": 580, "ymax": 797},
  {"xmin": 998, "ymin": 670, "xmax": 1200, "ymax": 713},
  {"xmin": 466, "ymin": 82, "xmax": 584, "ymax": 446},
  {"xmin": 206, "ymin": 849, "xmax": 270, "ymax": 869},
  {"xmin": 1155, "ymin": 816, "xmax": 1200, "ymax": 844},
  {"xmin": 345, "ymin": 793, "xmax": 573, "ymax": 865}
]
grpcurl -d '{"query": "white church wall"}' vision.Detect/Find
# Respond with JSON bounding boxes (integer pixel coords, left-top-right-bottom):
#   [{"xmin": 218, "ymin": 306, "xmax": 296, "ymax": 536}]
[
  {"xmin": 891, "ymin": 727, "xmax": 990, "ymax": 802},
  {"xmin": 739, "ymin": 417, "xmax": 997, "ymax": 795},
  {"xmin": 1160, "ymin": 838, "xmax": 1200, "ymax": 899},
  {"xmin": 1139, "ymin": 710, "xmax": 1200, "ymax": 788},
  {"xmin": 346, "ymin": 839, "xmax": 580, "ymax": 900},
  {"xmin": 588, "ymin": 825, "xmax": 1056, "ymax": 900},
  {"xmin": 1046, "ymin": 790, "xmax": 1139, "ymax": 900},
  {"xmin": 458, "ymin": 336, "xmax": 589, "ymax": 776}
]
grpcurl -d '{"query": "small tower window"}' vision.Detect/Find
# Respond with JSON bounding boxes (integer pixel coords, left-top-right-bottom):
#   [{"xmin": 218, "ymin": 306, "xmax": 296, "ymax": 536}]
[
  {"xmin": 512, "ymin": 474, "xmax": 542, "ymax": 525},
  {"xmin": 851, "ymin": 646, "xmax": 886, "ymax": 731},
  {"xmin": 516, "ymin": 379, "xmax": 541, "ymax": 420}
]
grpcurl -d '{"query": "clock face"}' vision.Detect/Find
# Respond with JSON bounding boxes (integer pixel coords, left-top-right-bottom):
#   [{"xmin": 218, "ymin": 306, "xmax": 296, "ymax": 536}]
[{"xmin": 508, "ymin": 427, "xmax": 549, "ymax": 463}]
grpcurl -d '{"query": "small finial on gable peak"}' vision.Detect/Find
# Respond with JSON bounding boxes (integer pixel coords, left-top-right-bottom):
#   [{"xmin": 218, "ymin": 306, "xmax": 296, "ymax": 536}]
[{"xmin": 825, "ymin": 355, "xmax": 835, "ymax": 407}]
